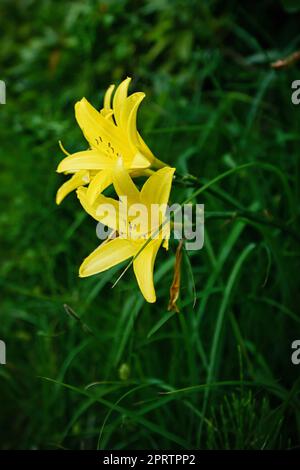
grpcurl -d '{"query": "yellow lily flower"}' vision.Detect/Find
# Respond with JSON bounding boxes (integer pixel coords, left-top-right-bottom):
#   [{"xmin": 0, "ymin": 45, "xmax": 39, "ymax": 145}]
[
  {"xmin": 78, "ymin": 166, "xmax": 175, "ymax": 303},
  {"xmin": 56, "ymin": 77, "xmax": 166, "ymax": 205}
]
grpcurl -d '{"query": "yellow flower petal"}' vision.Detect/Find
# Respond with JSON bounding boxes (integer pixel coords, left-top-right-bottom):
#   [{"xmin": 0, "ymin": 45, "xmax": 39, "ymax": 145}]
[
  {"xmin": 125, "ymin": 92, "xmax": 145, "ymax": 148},
  {"xmin": 86, "ymin": 169, "xmax": 112, "ymax": 204},
  {"xmin": 77, "ymin": 187, "xmax": 119, "ymax": 230},
  {"xmin": 79, "ymin": 238, "xmax": 137, "ymax": 277},
  {"xmin": 141, "ymin": 166, "xmax": 175, "ymax": 207},
  {"xmin": 130, "ymin": 152, "xmax": 151, "ymax": 169},
  {"xmin": 56, "ymin": 170, "xmax": 90, "ymax": 205},
  {"xmin": 133, "ymin": 239, "xmax": 162, "ymax": 303},
  {"xmin": 113, "ymin": 77, "xmax": 131, "ymax": 127},
  {"xmin": 103, "ymin": 84, "xmax": 115, "ymax": 110},
  {"xmin": 75, "ymin": 98, "xmax": 128, "ymax": 155},
  {"xmin": 112, "ymin": 165, "xmax": 141, "ymax": 206},
  {"xmin": 57, "ymin": 150, "xmax": 113, "ymax": 173},
  {"xmin": 130, "ymin": 168, "xmax": 155, "ymax": 178},
  {"xmin": 100, "ymin": 109, "xmax": 114, "ymax": 120},
  {"xmin": 122, "ymin": 93, "xmax": 158, "ymax": 166}
]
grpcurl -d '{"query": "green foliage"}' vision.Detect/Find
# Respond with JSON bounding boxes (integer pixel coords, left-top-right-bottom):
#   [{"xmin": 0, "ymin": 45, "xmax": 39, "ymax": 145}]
[{"xmin": 0, "ymin": 0, "xmax": 300, "ymax": 449}]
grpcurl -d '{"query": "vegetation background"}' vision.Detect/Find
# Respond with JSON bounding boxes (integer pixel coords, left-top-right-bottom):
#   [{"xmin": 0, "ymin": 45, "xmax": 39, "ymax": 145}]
[{"xmin": 1, "ymin": 0, "xmax": 300, "ymax": 450}]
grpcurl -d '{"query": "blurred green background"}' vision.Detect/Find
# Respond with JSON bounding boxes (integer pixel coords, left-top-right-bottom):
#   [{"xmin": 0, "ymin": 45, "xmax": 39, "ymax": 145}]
[{"xmin": 1, "ymin": 0, "xmax": 300, "ymax": 450}]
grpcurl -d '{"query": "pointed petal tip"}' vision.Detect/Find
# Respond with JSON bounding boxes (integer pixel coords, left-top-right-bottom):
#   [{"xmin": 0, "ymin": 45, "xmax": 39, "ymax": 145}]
[
  {"xmin": 136, "ymin": 91, "xmax": 146, "ymax": 100},
  {"xmin": 74, "ymin": 97, "xmax": 90, "ymax": 113},
  {"xmin": 105, "ymin": 84, "xmax": 115, "ymax": 92},
  {"xmin": 78, "ymin": 96, "xmax": 88, "ymax": 104},
  {"xmin": 74, "ymin": 97, "xmax": 83, "ymax": 108},
  {"xmin": 55, "ymin": 194, "xmax": 62, "ymax": 205},
  {"xmin": 157, "ymin": 165, "xmax": 176, "ymax": 180},
  {"xmin": 79, "ymin": 258, "xmax": 91, "ymax": 278},
  {"xmin": 161, "ymin": 166, "xmax": 176, "ymax": 175},
  {"xmin": 56, "ymin": 163, "xmax": 64, "ymax": 173}
]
